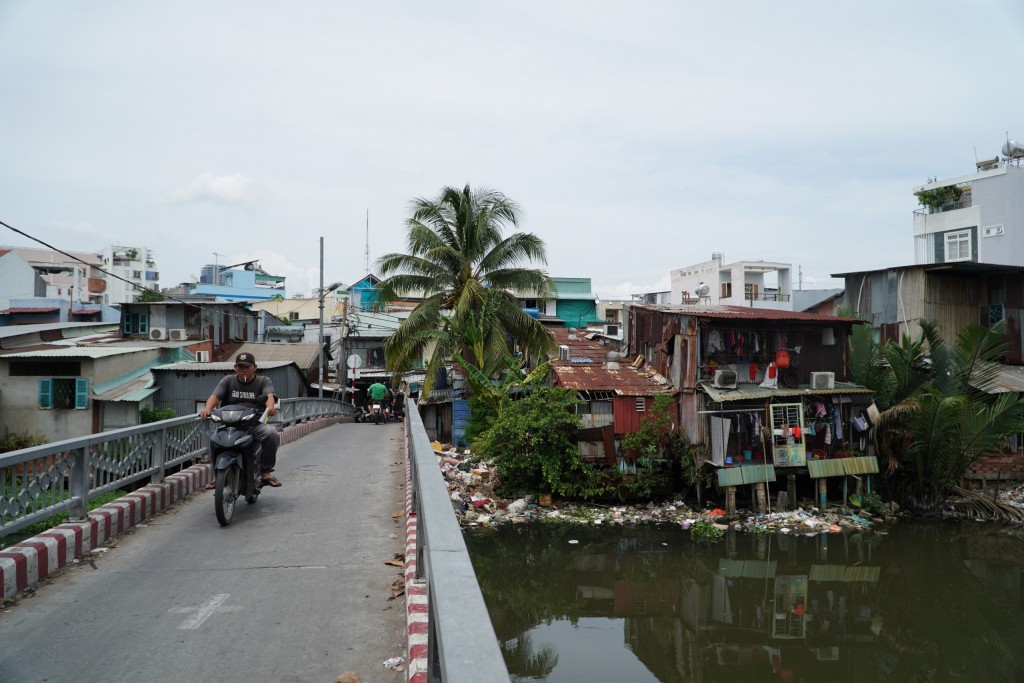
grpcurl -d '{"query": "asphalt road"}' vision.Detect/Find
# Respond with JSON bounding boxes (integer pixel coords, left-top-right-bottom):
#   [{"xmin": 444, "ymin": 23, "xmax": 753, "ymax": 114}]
[{"xmin": 0, "ymin": 421, "xmax": 408, "ymax": 683}]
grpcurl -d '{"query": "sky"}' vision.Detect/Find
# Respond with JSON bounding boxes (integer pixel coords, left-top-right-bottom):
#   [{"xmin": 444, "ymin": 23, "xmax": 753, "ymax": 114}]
[{"xmin": 2, "ymin": 1, "xmax": 1024, "ymax": 300}]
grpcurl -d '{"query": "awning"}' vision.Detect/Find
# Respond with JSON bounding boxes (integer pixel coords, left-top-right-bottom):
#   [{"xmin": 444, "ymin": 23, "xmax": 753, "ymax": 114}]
[{"xmin": 702, "ymin": 381, "xmax": 873, "ymax": 403}]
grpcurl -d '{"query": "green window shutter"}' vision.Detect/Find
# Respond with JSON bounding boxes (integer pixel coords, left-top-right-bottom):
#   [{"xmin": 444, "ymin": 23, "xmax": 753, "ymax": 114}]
[
  {"xmin": 75, "ymin": 378, "xmax": 89, "ymax": 409},
  {"xmin": 39, "ymin": 379, "xmax": 53, "ymax": 409}
]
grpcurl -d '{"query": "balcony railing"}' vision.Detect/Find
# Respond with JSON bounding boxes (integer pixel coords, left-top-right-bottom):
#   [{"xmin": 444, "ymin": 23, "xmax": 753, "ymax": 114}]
[
  {"xmin": 913, "ymin": 195, "xmax": 973, "ymax": 216},
  {"xmin": 744, "ymin": 293, "xmax": 791, "ymax": 302}
]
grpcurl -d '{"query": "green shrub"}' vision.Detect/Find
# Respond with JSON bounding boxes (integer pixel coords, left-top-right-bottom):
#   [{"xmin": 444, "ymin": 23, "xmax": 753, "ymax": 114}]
[
  {"xmin": 140, "ymin": 406, "xmax": 176, "ymax": 423},
  {"xmin": 0, "ymin": 431, "xmax": 47, "ymax": 453},
  {"xmin": 477, "ymin": 387, "xmax": 592, "ymax": 497},
  {"xmin": 862, "ymin": 492, "xmax": 888, "ymax": 517}
]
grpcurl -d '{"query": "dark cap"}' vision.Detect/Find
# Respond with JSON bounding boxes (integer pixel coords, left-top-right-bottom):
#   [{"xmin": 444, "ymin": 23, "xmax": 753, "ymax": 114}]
[{"xmin": 235, "ymin": 352, "xmax": 256, "ymax": 367}]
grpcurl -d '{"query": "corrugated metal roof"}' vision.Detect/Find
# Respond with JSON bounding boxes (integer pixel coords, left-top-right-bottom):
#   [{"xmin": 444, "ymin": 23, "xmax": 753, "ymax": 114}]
[
  {"xmin": 153, "ymin": 360, "xmax": 295, "ymax": 371},
  {"xmin": 0, "ymin": 307, "xmax": 60, "ymax": 313},
  {"xmin": 0, "ymin": 346, "xmax": 161, "ymax": 359},
  {"xmin": 553, "ymin": 365, "xmax": 674, "ymax": 396},
  {"xmin": 550, "ymin": 326, "xmax": 672, "ymax": 395},
  {"xmin": 701, "ymin": 381, "xmax": 873, "ymax": 403},
  {"xmin": 632, "ymin": 303, "xmax": 863, "ymax": 323},
  {"xmin": 832, "ymin": 261, "xmax": 1024, "ymax": 279},
  {"xmin": 0, "ymin": 322, "xmax": 118, "ymax": 340},
  {"xmin": 94, "ymin": 374, "xmax": 159, "ymax": 402},
  {"xmin": 233, "ymin": 342, "xmax": 320, "ymax": 368},
  {"xmin": 971, "ymin": 361, "xmax": 1024, "ymax": 394}
]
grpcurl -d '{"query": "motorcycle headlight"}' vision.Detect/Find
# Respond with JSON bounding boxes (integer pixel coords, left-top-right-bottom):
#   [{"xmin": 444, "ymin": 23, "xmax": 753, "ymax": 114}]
[{"xmin": 220, "ymin": 407, "xmax": 247, "ymax": 424}]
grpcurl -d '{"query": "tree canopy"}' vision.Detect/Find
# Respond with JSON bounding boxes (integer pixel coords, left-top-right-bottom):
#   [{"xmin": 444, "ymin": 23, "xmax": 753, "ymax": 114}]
[{"xmin": 376, "ymin": 185, "xmax": 556, "ymax": 392}]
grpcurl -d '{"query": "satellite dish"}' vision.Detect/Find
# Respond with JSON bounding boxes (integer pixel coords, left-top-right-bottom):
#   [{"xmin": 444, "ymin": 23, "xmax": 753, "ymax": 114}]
[{"xmin": 1002, "ymin": 140, "xmax": 1024, "ymax": 159}]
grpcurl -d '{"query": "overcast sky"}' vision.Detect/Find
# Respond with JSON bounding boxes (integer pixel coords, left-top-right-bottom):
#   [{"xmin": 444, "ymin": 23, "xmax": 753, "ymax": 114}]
[{"xmin": 3, "ymin": 1, "xmax": 1023, "ymax": 300}]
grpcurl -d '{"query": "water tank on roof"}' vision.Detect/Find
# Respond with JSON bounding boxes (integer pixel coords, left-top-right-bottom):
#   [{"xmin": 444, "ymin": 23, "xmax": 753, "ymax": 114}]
[{"xmin": 523, "ymin": 307, "xmax": 540, "ymax": 319}]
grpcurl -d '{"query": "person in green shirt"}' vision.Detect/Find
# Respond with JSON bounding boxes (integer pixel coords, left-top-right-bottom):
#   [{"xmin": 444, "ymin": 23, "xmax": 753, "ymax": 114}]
[
  {"xmin": 368, "ymin": 382, "xmax": 389, "ymax": 402},
  {"xmin": 366, "ymin": 381, "xmax": 393, "ymax": 419}
]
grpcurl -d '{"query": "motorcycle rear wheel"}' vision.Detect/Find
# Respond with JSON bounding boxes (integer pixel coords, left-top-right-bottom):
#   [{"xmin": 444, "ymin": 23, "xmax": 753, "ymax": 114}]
[{"xmin": 215, "ymin": 467, "xmax": 239, "ymax": 526}]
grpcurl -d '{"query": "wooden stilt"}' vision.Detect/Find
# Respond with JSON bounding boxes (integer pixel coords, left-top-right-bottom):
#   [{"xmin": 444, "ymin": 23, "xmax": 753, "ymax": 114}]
[
  {"xmin": 817, "ymin": 479, "xmax": 828, "ymax": 509},
  {"xmin": 787, "ymin": 475, "xmax": 797, "ymax": 511},
  {"xmin": 726, "ymin": 486, "xmax": 736, "ymax": 515}
]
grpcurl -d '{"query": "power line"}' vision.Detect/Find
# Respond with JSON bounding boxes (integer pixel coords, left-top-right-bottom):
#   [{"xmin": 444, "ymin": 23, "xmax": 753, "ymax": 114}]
[{"xmin": 1, "ymin": 219, "xmax": 289, "ymax": 325}]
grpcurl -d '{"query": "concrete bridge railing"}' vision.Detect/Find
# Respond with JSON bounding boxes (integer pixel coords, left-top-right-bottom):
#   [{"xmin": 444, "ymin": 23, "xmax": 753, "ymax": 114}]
[
  {"xmin": 405, "ymin": 399, "xmax": 511, "ymax": 682},
  {"xmin": 0, "ymin": 398, "xmax": 348, "ymax": 540}
]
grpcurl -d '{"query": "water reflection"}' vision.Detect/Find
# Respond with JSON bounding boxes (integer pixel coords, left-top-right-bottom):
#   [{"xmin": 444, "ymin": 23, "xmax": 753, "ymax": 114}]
[{"xmin": 466, "ymin": 521, "xmax": 1024, "ymax": 682}]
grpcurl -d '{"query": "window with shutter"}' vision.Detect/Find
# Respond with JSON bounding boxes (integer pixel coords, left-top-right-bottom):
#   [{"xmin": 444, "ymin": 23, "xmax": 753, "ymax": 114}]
[
  {"xmin": 75, "ymin": 378, "xmax": 89, "ymax": 409},
  {"xmin": 38, "ymin": 379, "xmax": 53, "ymax": 409}
]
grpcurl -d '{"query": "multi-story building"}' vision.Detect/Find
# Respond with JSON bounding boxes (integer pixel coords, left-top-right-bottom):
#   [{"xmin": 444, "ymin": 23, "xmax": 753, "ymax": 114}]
[
  {"xmin": 99, "ymin": 245, "xmax": 159, "ymax": 304},
  {"xmin": 912, "ymin": 150, "xmax": 1024, "ymax": 267},
  {"xmin": 189, "ymin": 261, "xmax": 285, "ymax": 302},
  {"xmin": 670, "ymin": 252, "xmax": 793, "ymax": 310},
  {"xmin": 200, "ymin": 263, "xmax": 225, "ymax": 285}
]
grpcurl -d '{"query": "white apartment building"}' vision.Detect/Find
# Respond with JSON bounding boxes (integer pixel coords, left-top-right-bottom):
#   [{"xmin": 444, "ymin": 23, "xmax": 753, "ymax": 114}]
[
  {"xmin": 912, "ymin": 152, "xmax": 1024, "ymax": 267},
  {"xmin": 99, "ymin": 245, "xmax": 160, "ymax": 304},
  {"xmin": 669, "ymin": 252, "xmax": 793, "ymax": 310}
]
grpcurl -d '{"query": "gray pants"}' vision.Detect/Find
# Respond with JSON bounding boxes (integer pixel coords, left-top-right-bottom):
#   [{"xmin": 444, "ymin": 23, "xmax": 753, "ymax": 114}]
[{"xmin": 253, "ymin": 423, "xmax": 281, "ymax": 473}]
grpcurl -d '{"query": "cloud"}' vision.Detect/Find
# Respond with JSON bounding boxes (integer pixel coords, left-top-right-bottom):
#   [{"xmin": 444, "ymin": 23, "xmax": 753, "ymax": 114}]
[
  {"xmin": 170, "ymin": 173, "xmax": 256, "ymax": 205},
  {"xmin": 39, "ymin": 220, "xmax": 116, "ymax": 245}
]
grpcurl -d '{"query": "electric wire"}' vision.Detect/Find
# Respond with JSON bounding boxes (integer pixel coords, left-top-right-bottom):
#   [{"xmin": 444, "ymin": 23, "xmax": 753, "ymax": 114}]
[{"xmin": 0, "ymin": 218, "xmax": 350, "ymax": 327}]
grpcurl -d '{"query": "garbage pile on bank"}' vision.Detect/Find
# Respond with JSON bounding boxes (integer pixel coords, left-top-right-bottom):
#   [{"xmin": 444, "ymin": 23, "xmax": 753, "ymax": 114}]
[
  {"xmin": 433, "ymin": 444, "xmax": 887, "ymax": 535},
  {"xmin": 1000, "ymin": 484, "xmax": 1024, "ymax": 510}
]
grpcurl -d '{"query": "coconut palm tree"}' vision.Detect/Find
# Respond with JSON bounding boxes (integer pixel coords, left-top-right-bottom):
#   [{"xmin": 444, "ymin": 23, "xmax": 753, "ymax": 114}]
[
  {"xmin": 850, "ymin": 319, "xmax": 1024, "ymax": 511},
  {"xmin": 376, "ymin": 185, "xmax": 556, "ymax": 392}
]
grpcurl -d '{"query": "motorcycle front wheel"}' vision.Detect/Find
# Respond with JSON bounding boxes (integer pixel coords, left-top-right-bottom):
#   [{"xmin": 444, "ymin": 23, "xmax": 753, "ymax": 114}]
[{"xmin": 215, "ymin": 466, "xmax": 240, "ymax": 526}]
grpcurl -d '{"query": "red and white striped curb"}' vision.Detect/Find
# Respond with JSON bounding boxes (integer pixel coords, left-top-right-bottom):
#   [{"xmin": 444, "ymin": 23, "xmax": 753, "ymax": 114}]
[
  {"xmin": 0, "ymin": 416, "xmax": 346, "ymax": 600},
  {"xmin": 1, "ymin": 463, "xmax": 209, "ymax": 601},
  {"xmin": 404, "ymin": 429, "xmax": 428, "ymax": 682}
]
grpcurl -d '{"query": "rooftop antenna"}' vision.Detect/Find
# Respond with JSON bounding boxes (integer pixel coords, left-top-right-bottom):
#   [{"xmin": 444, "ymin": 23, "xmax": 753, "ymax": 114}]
[
  {"xmin": 363, "ymin": 209, "xmax": 370, "ymax": 274},
  {"xmin": 212, "ymin": 252, "xmax": 225, "ymax": 285}
]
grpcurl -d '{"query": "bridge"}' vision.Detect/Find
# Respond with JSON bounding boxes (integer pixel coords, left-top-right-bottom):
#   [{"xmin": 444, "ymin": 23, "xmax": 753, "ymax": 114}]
[{"xmin": 0, "ymin": 399, "xmax": 510, "ymax": 682}]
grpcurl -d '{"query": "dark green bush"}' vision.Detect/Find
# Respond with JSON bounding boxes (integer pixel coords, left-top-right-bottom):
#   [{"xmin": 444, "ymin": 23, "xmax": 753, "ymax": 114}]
[
  {"xmin": 477, "ymin": 387, "xmax": 592, "ymax": 497},
  {"xmin": 140, "ymin": 406, "xmax": 176, "ymax": 423}
]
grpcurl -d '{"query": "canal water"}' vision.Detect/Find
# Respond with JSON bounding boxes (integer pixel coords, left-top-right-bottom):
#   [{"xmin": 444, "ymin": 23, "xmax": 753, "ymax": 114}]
[{"xmin": 465, "ymin": 520, "xmax": 1024, "ymax": 682}]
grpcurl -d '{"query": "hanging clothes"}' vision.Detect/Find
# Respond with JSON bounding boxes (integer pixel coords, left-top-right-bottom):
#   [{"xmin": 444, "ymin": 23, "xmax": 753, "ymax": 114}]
[{"xmin": 708, "ymin": 329, "xmax": 724, "ymax": 353}]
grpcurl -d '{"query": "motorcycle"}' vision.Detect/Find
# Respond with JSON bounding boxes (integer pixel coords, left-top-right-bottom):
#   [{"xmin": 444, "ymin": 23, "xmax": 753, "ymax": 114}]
[
  {"xmin": 209, "ymin": 397, "xmax": 269, "ymax": 526},
  {"xmin": 369, "ymin": 401, "xmax": 384, "ymax": 425}
]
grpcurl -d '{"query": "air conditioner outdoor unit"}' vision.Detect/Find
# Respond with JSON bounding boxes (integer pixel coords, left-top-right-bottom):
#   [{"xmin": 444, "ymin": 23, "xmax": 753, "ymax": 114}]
[
  {"xmin": 604, "ymin": 323, "xmax": 620, "ymax": 336},
  {"xmin": 811, "ymin": 371, "xmax": 835, "ymax": 390},
  {"xmin": 712, "ymin": 369, "xmax": 737, "ymax": 389},
  {"xmin": 195, "ymin": 350, "xmax": 210, "ymax": 362},
  {"xmin": 149, "ymin": 327, "xmax": 166, "ymax": 340},
  {"xmin": 559, "ymin": 344, "xmax": 570, "ymax": 361},
  {"xmin": 169, "ymin": 328, "xmax": 187, "ymax": 341}
]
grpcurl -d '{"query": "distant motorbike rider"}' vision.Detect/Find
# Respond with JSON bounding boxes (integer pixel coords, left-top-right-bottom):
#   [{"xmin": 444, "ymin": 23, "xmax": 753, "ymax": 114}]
[
  {"xmin": 367, "ymin": 381, "xmax": 391, "ymax": 416},
  {"xmin": 200, "ymin": 352, "xmax": 282, "ymax": 488}
]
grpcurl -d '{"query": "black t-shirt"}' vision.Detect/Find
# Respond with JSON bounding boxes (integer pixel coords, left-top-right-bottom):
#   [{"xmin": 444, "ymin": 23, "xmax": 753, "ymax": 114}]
[{"xmin": 212, "ymin": 374, "xmax": 276, "ymax": 408}]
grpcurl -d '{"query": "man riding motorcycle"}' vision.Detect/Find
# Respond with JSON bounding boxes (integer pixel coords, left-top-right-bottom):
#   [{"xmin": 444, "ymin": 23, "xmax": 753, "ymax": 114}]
[{"xmin": 200, "ymin": 352, "xmax": 281, "ymax": 487}]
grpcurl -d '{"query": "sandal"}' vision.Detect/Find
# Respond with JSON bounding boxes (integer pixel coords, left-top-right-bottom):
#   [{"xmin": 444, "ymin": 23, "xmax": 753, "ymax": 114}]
[
  {"xmin": 204, "ymin": 481, "xmax": 216, "ymax": 490},
  {"xmin": 261, "ymin": 476, "xmax": 282, "ymax": 487}
]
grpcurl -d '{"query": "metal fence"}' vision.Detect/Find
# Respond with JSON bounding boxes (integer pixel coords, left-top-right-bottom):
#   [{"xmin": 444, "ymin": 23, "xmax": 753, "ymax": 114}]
[
  {"xmin": 0, "ymin": 398, "xmax": 347, "ymax": 540},
  {"xmin": 405, "ymin": 399, "xmax": 511, "ymax": 682}
]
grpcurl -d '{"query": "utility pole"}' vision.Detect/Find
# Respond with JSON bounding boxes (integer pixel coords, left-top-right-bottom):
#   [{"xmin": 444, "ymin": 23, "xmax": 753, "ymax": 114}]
[
  {"xmin": 363, "ymin": 209, "xmax": 369, "ymax": 274},
  {"xmin": 318, "ymin": 237, "xmax": 325, "ymax": 399},
  {"xmin": 339, "ymin": 297, "xmax": 350, "ymax": 404}
]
